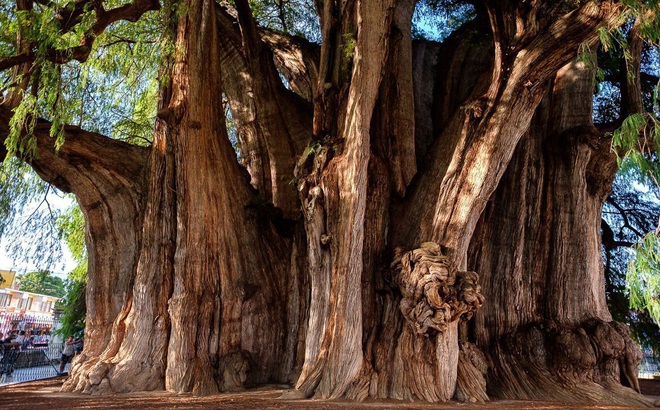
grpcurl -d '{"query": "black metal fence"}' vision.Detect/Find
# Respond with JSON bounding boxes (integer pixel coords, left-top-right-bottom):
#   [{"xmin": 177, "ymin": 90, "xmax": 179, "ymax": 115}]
[
  {"xmin": 0, "ymin": 343, "xmax": 66, "ymax": 385},
  {"xmin": 0, "ymin": 344, "xmax": 657, "ymax": 386}
]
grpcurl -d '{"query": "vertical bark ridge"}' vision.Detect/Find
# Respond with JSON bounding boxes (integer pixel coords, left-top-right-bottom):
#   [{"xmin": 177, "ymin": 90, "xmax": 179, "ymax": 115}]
[
  {"xmin": 164, "ymin": 0, "xmax": 224, "ymax": 393},
  {"xmin": 103, "ymin": 116, "xmax": 175, "ymax": 393},
  {"xmin": 294, "ymin": 0, "xmax": 395, "ymax": 398},
  {"xmin": 164, "ymin": 0, "xmax": 294, "ymax": 394}
]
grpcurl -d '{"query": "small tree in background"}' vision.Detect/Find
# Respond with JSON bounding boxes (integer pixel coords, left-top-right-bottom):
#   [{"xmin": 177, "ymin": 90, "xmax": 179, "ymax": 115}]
[{"xmin": 16, "ymin": 270, "xmax": 65, "ymax": 298}]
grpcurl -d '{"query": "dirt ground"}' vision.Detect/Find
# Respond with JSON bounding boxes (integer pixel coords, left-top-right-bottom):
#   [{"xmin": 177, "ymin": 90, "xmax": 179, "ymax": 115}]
[{"xmin": 1, "ymin": 377, "xmax": 659, "ymax": 410}]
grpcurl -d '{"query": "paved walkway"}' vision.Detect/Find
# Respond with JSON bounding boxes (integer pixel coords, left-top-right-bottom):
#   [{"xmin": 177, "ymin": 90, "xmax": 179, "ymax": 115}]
[{"xmin": 0, "ymin": 378, "xmax": 656, "ymax": 410}]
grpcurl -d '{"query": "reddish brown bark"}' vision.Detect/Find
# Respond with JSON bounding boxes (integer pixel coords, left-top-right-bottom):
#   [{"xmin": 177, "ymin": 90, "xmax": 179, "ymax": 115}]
[
  {"xmin": 0, "ymin": 0, "xmax": 652, "ymax": 406},
  {"xmin": 468, "ymin": 58, "xmax": 653, "ymax": 406}
]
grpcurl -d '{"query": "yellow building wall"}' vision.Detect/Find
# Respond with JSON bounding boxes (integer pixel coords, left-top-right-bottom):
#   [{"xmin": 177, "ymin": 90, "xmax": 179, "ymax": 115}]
[{"xmin": 0, "ymin": 270, "xmax": 15, "ymax": 289}]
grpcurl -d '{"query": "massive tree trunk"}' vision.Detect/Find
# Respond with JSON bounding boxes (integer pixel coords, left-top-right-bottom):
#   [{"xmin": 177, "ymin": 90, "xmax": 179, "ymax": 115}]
[
  {"xmin": 467, "ymin": 38, "xmax": 655, "ymax": 408},
  {"xmin": 58, "ymin": 0, "xmax": 299, "ymax": 395},
  {"xmin": 0, "ymin": 0, "xmax": 654, "ymax": 406},
  {"xmin": 468, "ymin": 60, "xmax": 650, "ymax": 405}
]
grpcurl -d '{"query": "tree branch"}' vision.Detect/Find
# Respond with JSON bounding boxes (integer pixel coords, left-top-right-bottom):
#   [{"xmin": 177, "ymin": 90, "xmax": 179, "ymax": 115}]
[
  {"xmin": 0, "ymin": 105, "xmax": 149, "ymax": 195},
  {"xmin": 216, "ymin": 3, "xmax": 319, "ymax": 100},
  {"xmin": 621, "ymin": 18, "xmax": 644, "ymax": 117},
  {"xmin": 606, "ymin": 197, "xmax": 646, "ymax": 238},
  {"xmin": 0, "ymin": 0, "xmax": 160, "ymax": 70},
  {"xmin": 215, "ymin": 2, "xmax": 311, "ymax": 217},
  {"xmin": 260, "ymin": 29, "xmax": 319, "ymax": 101}
]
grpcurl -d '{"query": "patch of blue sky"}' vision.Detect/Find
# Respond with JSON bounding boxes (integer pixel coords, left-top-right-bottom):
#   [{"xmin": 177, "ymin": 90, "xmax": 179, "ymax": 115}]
[{"xmin": 412, "ymin": 2, "xmax": 475, "ymax": 42}]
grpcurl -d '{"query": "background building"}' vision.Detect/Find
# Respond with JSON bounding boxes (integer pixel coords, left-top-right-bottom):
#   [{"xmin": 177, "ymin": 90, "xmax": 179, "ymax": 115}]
[{"xmin": 0, "ymin": 271, "xmax": 59, "ymax": 340}]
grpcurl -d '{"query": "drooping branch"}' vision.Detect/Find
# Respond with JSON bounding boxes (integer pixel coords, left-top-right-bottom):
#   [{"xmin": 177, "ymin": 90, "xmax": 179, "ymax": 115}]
[
  {"xmin": 0, "ymin": 0, "xmax": 160, "ymax": 71},
  {"xmin": 1, "ymin": 0, "xmax": 35, "ymax": 108}
]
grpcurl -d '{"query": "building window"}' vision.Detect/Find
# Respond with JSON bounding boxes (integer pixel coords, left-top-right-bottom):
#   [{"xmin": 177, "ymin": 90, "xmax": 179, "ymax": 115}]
[
  {"xmin": 26, "ymin": 297, "xmax": 33, "ymax": 310},
  {"xmin": 0, "ymin": 294, "xmax": 11, "ymax": 306}
]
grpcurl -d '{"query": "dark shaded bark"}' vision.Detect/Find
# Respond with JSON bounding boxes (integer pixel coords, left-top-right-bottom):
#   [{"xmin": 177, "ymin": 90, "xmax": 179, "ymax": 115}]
[{"xmin": 216, "ymin": 4, "xmax": 311, "ymax": 219}]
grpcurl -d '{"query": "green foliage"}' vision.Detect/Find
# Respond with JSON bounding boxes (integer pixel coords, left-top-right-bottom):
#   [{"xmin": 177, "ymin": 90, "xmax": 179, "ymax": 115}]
[
  {"xmin": 628, "ymin": 232, "xmax": 660, "ymax": 325},
  {"xmin": 622, "ymin": 0, "xmax": 660, "ymax": 44},
  {"xmin": 243, "ymin": 0, "xmax": 321, "ymax": 42},
  {"xmin": 612, "ymin": 113, "xmax": 660, "ymax": 188},
  {"xmin": 57, "ymin": 204, "xmax": 86, "ymax": 262},
  {"xmin": 0, "ymin": 0, "xmax": 168, "ymax": 154},
  {"xmin": 412, "ymin": 0, "xmax": 475, "ymax": 41},
  {"xmin": 0, "ymin": 159, "xmax": 67, "ymax": 268},
  {"xmin": 341, "ymin": 32, "xmax": 356, "ymax": 61},
  {"xmin": 0, "ymin": 0, "xmax": 166, "ymax": 271},
  {"xmin": 56, "ymin": 263, "xmax": 86, "ymax": 338},
  {"xmin": 603, "ymin": 173, "xmax": 660, "ymax": 354},
  {"xmin": 593, "ymin": 12, "xmax": 660, "ymax": 351},
  {"xmin": 16, "ymin": 270, "xmax": 65, "ymax": 297},
  {"xmin": 55, "ymin": 205, "xmax": 87, "ymax": 337}
]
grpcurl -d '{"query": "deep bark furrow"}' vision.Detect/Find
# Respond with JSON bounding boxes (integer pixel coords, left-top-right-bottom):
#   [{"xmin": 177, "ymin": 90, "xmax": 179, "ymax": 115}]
[{"xmin": 216, "ymin": 4, "xmax": 311, "ymax": 219}]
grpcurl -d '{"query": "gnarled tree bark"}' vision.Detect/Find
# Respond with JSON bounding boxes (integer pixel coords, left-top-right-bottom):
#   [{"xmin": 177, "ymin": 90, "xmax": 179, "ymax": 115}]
[{"xmin": 0, "ymin": 0, "xmax": 653, "ymax": 406}]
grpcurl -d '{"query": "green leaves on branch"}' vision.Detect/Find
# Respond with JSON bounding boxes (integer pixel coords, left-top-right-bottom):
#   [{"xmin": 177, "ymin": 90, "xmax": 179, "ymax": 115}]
[
  {"xmin": 613, "ymin": 113, "xmax": 660, "ymax": 185},
  {"xmin": 628, "ymin": 231, "xmax": 660, "ymax": 325},
  {"xmin": 622, "ymin": 0, "xmax": 660, "ymax": 44},
  {"xmin": 7, "ymin": 92, "xmax": 38, "ymax": 157},
  {"xmin": 55, "ymin": 205, "xmax": 87, "ymax": 337},
  {"xmin": 1, "ymin": 0, "xmax": 169, "ymax": 156},
  {"xmin": 56, "ymin": 204, "xmax": 86, "ymax": 263}
]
